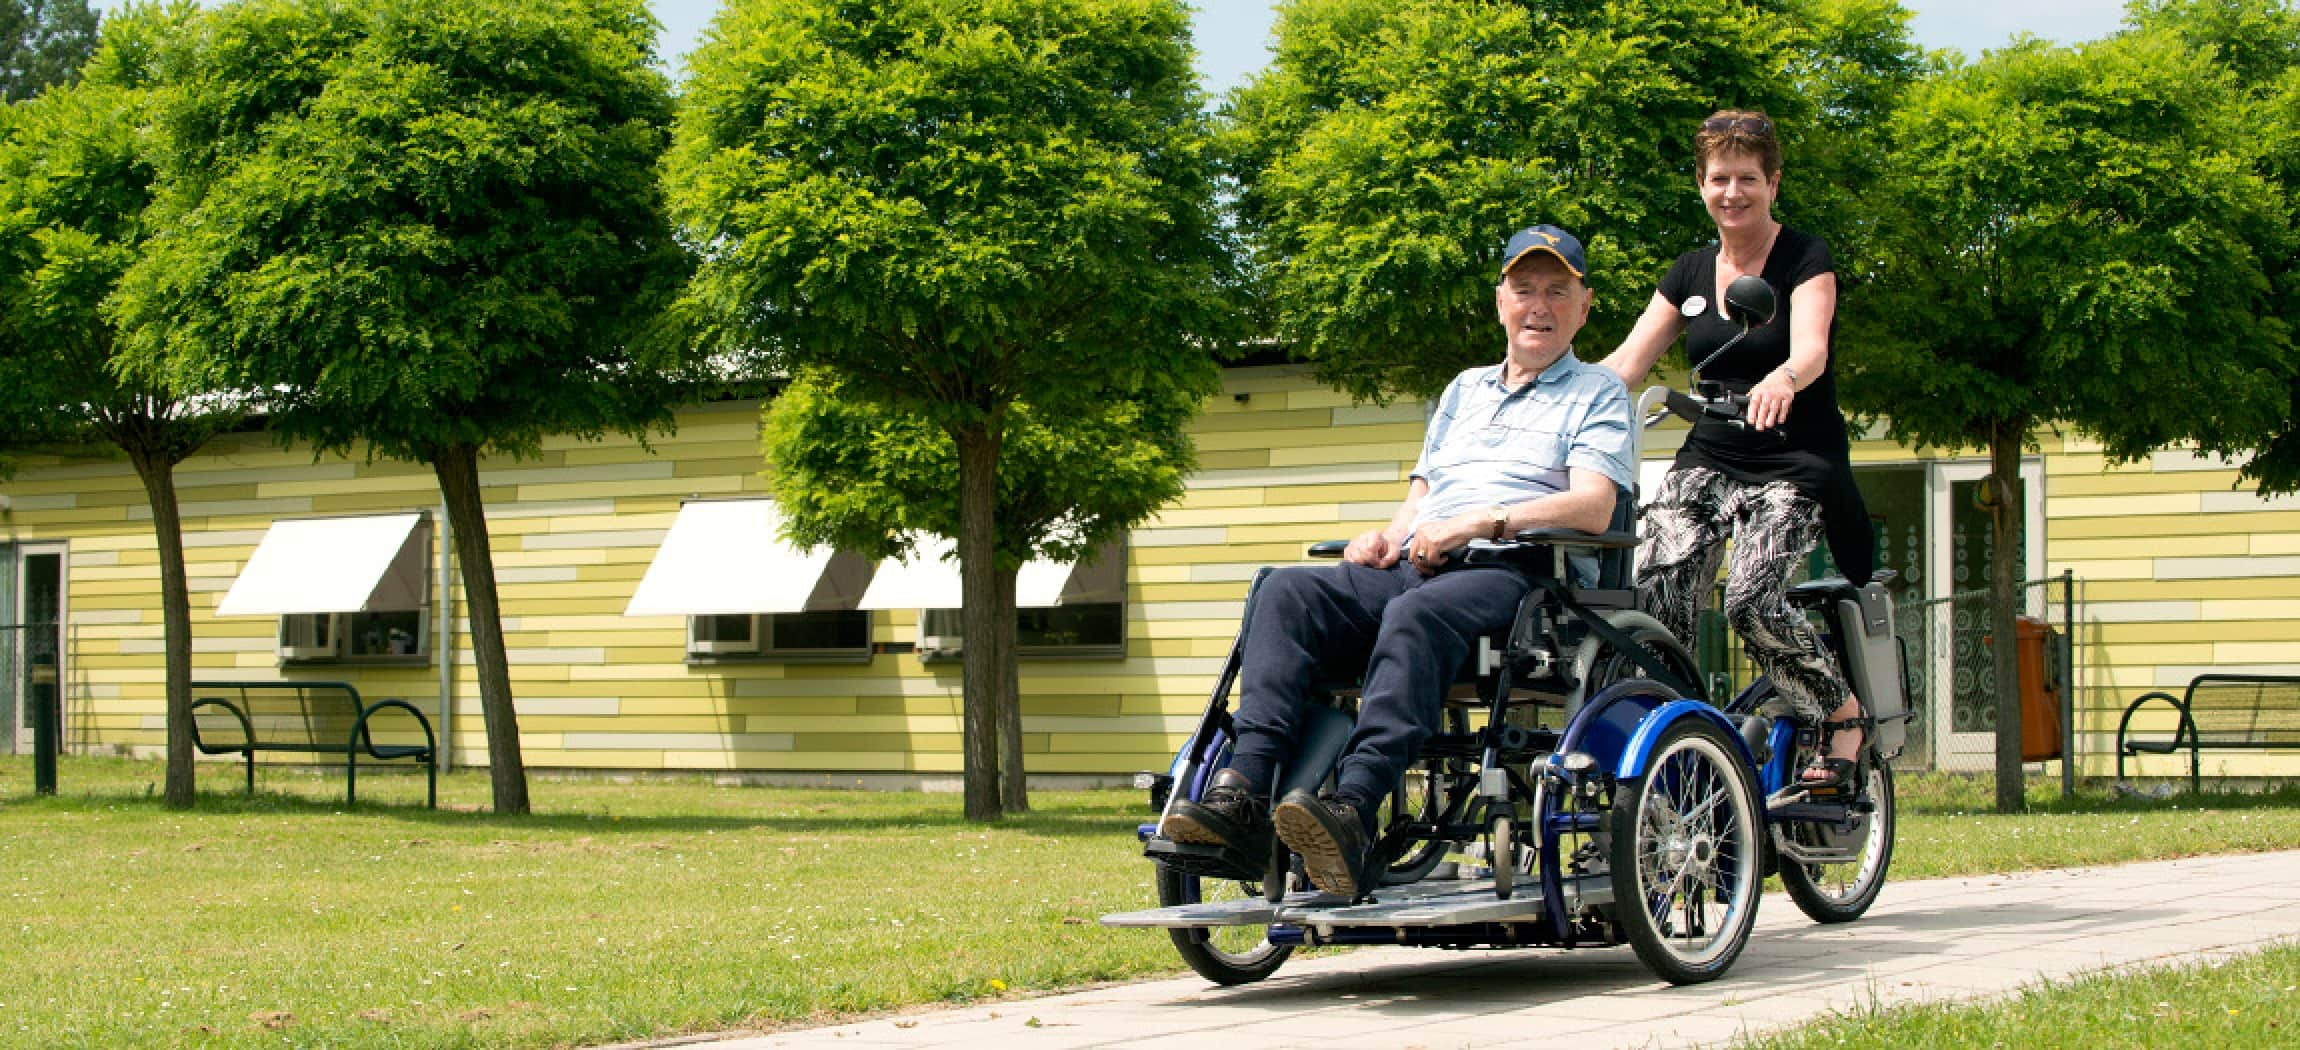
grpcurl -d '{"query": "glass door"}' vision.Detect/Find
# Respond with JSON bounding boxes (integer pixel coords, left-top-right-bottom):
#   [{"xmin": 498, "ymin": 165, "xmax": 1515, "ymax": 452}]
[{"xmin": 1927, "ymin": 460, "xmax": 2045, "ymax": 773}]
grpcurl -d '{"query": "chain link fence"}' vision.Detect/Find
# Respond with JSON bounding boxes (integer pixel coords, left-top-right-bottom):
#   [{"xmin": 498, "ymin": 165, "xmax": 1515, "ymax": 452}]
[{"xmin": 1696, "ymin": 572, "xmax": 2091, "ymax": 795}]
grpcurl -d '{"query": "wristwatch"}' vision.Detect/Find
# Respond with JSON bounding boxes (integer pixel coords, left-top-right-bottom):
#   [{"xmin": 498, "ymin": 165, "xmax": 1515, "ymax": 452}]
[{"xmin": 1488, "ymin": 504, "xmax": 1510, "ymax": 541}]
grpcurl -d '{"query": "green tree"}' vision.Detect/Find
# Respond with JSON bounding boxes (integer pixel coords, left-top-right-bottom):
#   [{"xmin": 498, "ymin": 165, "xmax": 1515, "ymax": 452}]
[
  {"xmin": 0, "ymin": 0, "xmax": 99, "ymax": 101},
  {"xmin": 1224, "ymin": 0, "xmax": 1919, "ymax": 403},
  {"xmin": 762, "ymin": 367, "xmax": 1208, "ymax": 809},
  {"xmin": 1840, "ymin": 29, "xmax": 2294, "ymax": 811},
  {"xmin": 116, "ymin": 0, "xmax": 694, "ymax": 815},
  {"xmin": 668, "ymin": 0, "xmax": 1230, "ymax": 820},
  {"xmin": 0, "ymin": 5, "xmax": 235, "ymax": 809},
  {"xmin": 2130, "ymin": 0, "xmax": 2300, "ymax": 495}
]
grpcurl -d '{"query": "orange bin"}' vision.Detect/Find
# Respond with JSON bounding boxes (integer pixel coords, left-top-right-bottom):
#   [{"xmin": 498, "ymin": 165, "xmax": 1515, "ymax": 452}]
[{"xmin": 2015, "ymin": 616, "xmax": 2063, "ymax": 762}]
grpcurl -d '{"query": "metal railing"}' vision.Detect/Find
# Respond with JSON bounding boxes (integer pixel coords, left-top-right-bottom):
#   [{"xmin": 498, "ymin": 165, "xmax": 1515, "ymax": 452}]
[
  {"xmin": 1697, "ymin": 572, "xmax": 2085, "ymax": 795},
  {"xmin": 1890, "ymin": 572, "xmax": 2080, "ymax": 795}
]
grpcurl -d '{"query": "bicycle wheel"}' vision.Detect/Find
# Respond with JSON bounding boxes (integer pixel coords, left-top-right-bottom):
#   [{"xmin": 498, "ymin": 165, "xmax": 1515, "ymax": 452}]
[
  {"xmin": 1154, "ymin": 865, "xmax": 1292, "ymax": 985},
  {"xmin": 1779, "ymin": 755, "xmax": 1895, "ymax": 924},
  {"xmin": 1608, "ymin": 717, "xmax": 1763, "ymax": 984},
  {"xmin": 1585, "ymin": 620, "xmax": 1703, "ymax": 701}
]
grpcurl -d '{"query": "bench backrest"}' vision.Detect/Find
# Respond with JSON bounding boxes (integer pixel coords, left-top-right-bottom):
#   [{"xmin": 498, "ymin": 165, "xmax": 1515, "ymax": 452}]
[
  {"xmin": 191, "ymin": 682, "xmax": 370, "ymax": 751},
  {"xmin": 2182, "ymin": 674, "xmax": 2300, "ymax": 742}
]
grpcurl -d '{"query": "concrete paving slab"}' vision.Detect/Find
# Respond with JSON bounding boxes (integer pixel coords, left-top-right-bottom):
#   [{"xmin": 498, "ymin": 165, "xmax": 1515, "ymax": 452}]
[{"xmin": 653, "ymin": 849, "xmax": 2300, "ymax": 1050}]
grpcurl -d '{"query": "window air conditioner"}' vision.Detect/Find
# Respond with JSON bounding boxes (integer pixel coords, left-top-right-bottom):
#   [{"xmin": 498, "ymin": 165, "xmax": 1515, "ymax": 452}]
[
  {"xmin": 689, "ymin": 613, "xmax": 761, "ymax": 655},
  {"xmin": 278, "ymin": 613, "xmax": 341, "ymax": 660}
]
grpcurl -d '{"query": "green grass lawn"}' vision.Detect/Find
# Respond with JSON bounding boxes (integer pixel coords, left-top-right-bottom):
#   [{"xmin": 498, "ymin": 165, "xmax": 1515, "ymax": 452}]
[
  {"xmin": 1740, "ymin": 939, "xmax": 2300, "ymax": 1048},
  {"xmin": 2, "ymin": 756, "xmax": 2295, "ymax": 1048}
]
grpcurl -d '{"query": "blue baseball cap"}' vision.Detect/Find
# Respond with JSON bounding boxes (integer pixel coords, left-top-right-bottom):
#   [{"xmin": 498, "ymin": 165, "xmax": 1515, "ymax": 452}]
[{"xmin": 1500, "ymin": 224, "xmax": 1588, "ymax": 280}]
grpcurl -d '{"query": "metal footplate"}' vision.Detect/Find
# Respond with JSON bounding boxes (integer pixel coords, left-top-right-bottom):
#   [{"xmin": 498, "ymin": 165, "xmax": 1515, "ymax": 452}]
[
  {"xmin": 1102, "ymin": 874, "xmax": 1614, "ymax": 931},
  {"xmin": 1100, "ymin": 889, "xmax": 1311, "ymax": 930}
]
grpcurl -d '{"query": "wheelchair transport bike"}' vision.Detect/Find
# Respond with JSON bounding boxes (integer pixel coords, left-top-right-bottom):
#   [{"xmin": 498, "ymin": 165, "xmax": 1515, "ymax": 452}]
[{"xmin": 1102, "ymin": 275, "xmax": 1913, "ymax": 986}]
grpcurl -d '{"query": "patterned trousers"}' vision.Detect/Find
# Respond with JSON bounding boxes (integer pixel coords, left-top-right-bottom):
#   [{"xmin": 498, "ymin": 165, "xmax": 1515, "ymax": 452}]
[{"xmin": 1636, "ymin": 465, "xmax": 1850, "ymax": 725}]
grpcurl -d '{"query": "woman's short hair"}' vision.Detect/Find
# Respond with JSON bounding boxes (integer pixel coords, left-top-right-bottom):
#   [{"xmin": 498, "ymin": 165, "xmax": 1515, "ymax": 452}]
[{"xmin": 1694, "ymin": 109, "xmax": 1781, "ymax": 178}]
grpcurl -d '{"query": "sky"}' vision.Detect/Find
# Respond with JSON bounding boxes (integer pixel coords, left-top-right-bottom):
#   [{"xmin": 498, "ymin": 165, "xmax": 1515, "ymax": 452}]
[
  {"xmin": 647, "ymin": 1, "xmax": 2134, "ymax": 94},
  {"xmin": 88, "ymin": 1, "xmax": 2135, "ymax": 92}
]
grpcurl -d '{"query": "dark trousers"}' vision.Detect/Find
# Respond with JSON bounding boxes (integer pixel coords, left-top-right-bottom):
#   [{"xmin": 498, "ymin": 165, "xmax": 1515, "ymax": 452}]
[{"xmin": 1228, "ymin": 560, "xmax": 1530, "ymax": 810}]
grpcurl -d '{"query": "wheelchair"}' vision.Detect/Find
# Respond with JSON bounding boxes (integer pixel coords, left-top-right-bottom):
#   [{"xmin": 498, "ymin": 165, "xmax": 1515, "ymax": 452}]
[{"xmin": 1102, "ymin": 277, "xmax": 1910, "ymax": 987}]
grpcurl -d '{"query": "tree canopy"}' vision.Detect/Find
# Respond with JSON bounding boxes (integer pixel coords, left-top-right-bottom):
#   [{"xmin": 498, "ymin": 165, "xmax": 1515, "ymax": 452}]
[
  {"xmin": 668, "ymin": 0, "xmax": 1229, "ymax": 819},
  {"xmin": 119, "ymin": 0, "xmax": 692, "ymax": 466},
  {"xmin": 1841, "ymin": 27, "xmax": 2292, "ymax": 471},
  {"xmin": 0, "ymin": 0, "xmax": 98, "ymax": 102},
  {"xmin": 2130, "ymin": 0, "xmax": 2300, "ymax": 494},
  {"xmin": 114, "ymin": 0, "xmax": 695, "ymax": 815},
  {"xmin": 1224, "ymin": 0, "xmax": 1920, "ymax": 402}
]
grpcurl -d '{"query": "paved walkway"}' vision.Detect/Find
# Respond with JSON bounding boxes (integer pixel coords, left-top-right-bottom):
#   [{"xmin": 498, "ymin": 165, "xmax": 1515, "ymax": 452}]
[{"xmin": 668, "ymin": 850, "xmax": 2300, "ymax": 1049}]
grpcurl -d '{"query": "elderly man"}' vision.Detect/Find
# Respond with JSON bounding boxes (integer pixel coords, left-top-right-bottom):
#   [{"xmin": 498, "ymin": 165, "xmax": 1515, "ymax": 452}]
[{"xmin": 1158, "ymin": 224, "xmax": 1634, "ymax": 899}]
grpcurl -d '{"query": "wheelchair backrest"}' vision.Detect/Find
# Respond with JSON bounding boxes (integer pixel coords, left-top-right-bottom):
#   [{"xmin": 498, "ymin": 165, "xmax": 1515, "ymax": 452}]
[{"xmin": 1594, "ymin": 484, "xmax": 1636, "ymax": 590}]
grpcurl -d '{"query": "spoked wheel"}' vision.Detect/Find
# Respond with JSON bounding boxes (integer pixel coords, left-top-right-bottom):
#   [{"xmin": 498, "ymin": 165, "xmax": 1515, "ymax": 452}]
[
  {"xmin": 1155, "ymin": 866, "xmax": 1293, "ymax": 985},
  {"xmin": 1378, "ymin": 758, "xmax": 1466, "ymax": 886},
  {"xmin": 1779, "ymin": 755, "xmax": 1896, "ymax": 923},
  {"xmin": 1378, "ymin": 707, "xmax": 1474, "ymax": 886},
  {"xmin": 1608, "ymin": 718, "xmax": 1763, "ymax": 984}
]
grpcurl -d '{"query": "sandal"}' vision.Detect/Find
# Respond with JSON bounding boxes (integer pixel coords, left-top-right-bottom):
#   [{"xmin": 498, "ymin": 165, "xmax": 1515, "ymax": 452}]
[
  {"xmin": 1800, "ymin": 756, "xmax": 1860, "ymax": 797},
  {"xmin": 1800, "ymin": 716, "xmax": 1868, "ymax": 799}
]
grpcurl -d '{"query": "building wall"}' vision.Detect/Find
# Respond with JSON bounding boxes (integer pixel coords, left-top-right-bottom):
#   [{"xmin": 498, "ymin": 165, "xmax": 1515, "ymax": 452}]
[
  {"xmin": 2046, "ymin": 442, "xmax": 2300, "ymax": 780},
  {"xmin": 3, "ymin": 366, "xmax": 2294, "ymax": 783}
]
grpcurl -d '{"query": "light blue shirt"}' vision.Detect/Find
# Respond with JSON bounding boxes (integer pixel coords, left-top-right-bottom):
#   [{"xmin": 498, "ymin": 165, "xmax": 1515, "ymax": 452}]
[{"xmin": 1409, "ymin": 351, "xmax": 1634, "ymax": 584}]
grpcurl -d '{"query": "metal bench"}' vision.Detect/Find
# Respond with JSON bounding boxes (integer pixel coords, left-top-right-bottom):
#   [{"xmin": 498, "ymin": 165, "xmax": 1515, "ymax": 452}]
[
  {"xmin": 2115, "ymin": 674, "xmax": 2300, "ymax": 793},
  {"xmin": 189, "ymin": 680, "xmax": 437, "ymax": 807}
]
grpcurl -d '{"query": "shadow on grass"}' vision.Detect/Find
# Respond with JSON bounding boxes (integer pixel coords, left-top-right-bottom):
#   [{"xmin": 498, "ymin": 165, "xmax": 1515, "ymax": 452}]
[
  {"xmin": 1895, "ymin": 772, "xmax": 2300, "ymax": 816},
  {"xmin": 0, "ymin": 758, "xmax": 1143, "ymax": 837}
]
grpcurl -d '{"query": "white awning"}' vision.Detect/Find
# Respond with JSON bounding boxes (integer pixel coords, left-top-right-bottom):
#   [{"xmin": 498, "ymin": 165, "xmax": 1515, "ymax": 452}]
[
  {"xmin": 856, "ymin": 536, "xmax": 1124, "ymax": 610},
  {"xmin": 217, "ymin": 513, "xmax": 430, "ymax": 616},
  {"xmin": 624, "ymin": 499, "xmax": 871, "ymax": 617}
]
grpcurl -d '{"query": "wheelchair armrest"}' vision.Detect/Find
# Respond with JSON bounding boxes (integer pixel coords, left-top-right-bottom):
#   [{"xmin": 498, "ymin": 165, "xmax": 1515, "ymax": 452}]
[
  {"xmin": 1508, "ymin": 527, "xmax": 1637, "ymax": 550},
  {"xmin": 1307, "ymin": 540, "xmax": 1348, "ymax": 558}
]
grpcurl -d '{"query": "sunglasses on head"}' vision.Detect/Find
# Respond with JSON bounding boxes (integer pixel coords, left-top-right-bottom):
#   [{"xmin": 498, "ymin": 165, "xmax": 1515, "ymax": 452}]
[{"xmin": 1702, "ymin": 116, "xmax": 1772, "ymax": 136}]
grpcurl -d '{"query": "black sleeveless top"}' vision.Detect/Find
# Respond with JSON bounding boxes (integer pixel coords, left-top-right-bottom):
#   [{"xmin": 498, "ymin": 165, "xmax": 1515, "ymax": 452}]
[
  {"xmin": 1655, "ymin": 225, "xmax": 1847, "ymax": 496},
  {"xmin": 1655, "ymin": 226, "xmax": 1872, "ymax": 583}
]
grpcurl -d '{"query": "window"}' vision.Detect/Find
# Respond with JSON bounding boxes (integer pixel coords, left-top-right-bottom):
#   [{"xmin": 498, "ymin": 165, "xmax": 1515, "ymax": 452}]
[
  {"xmin": 279, "ymin": 610, "xmax": 430, "ymax": 664},
  {"xmin": 685, "ymin": 610, "xmax": 871, "ymax": 663},
  {"xmin": 626, "ymin": 499, "xmax": 876, "ymax": 663},
  {"xmin": 217, "ymin": 513, "xmax": 434, "ymax": 666},
  {"xmin": 914, "ymin": 542, "xmax": 1127, "ymax": 661}
]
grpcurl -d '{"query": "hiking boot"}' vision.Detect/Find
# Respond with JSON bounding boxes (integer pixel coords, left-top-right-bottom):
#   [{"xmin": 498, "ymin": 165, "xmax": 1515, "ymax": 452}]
[
  {"xmin": 1158, "ymin": 768, "xmax": 1271, "ymax": 854},
  {"xmin": 1274, "ymin": 789, "xmax": 1373, "ymax": 900}
]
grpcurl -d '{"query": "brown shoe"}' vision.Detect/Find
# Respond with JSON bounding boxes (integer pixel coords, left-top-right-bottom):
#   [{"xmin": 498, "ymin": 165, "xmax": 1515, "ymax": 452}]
[{"xmin": 1274, "ymin": 790, "xmax": 1372, "ymax": 899}]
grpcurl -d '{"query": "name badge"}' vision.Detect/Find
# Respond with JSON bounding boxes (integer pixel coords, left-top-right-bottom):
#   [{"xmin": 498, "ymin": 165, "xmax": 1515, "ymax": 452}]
[{"xmin": 1681, "ymin": 295, "xmax": 1708, "ymax": 318}]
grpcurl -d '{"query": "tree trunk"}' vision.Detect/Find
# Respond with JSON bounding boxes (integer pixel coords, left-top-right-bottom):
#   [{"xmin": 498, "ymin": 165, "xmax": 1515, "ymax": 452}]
[
  {"xmin": 954, "ymin": 423, "xmax": 1006, "ymax": 821},
  {"xmin": 126, "ymin": 443, "xmax": 195, "ymax": 810},
  {"xmin": 1987, "ymin": 420, "xmax": 2025, "ymax": 814},
  {"xmin": 995, "ymin": 565, "xmax": 1028, "ymax": 814},
  {"xmin": 431, "ymin": 443, "xmax": 529, "ymax": 815}
]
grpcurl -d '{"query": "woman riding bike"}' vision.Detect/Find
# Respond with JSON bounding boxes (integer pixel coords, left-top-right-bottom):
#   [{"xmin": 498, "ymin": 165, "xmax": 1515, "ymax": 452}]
[{"xmin": 1601, "ymin": 109, "xmax": 1872, "ymax": 793}]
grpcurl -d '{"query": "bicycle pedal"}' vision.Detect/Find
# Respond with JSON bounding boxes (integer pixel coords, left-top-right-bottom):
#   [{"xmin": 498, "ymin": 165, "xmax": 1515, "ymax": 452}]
[{"xmin": 1765, "ymin": 785, "xmax": 1811, "ymax": 809}]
